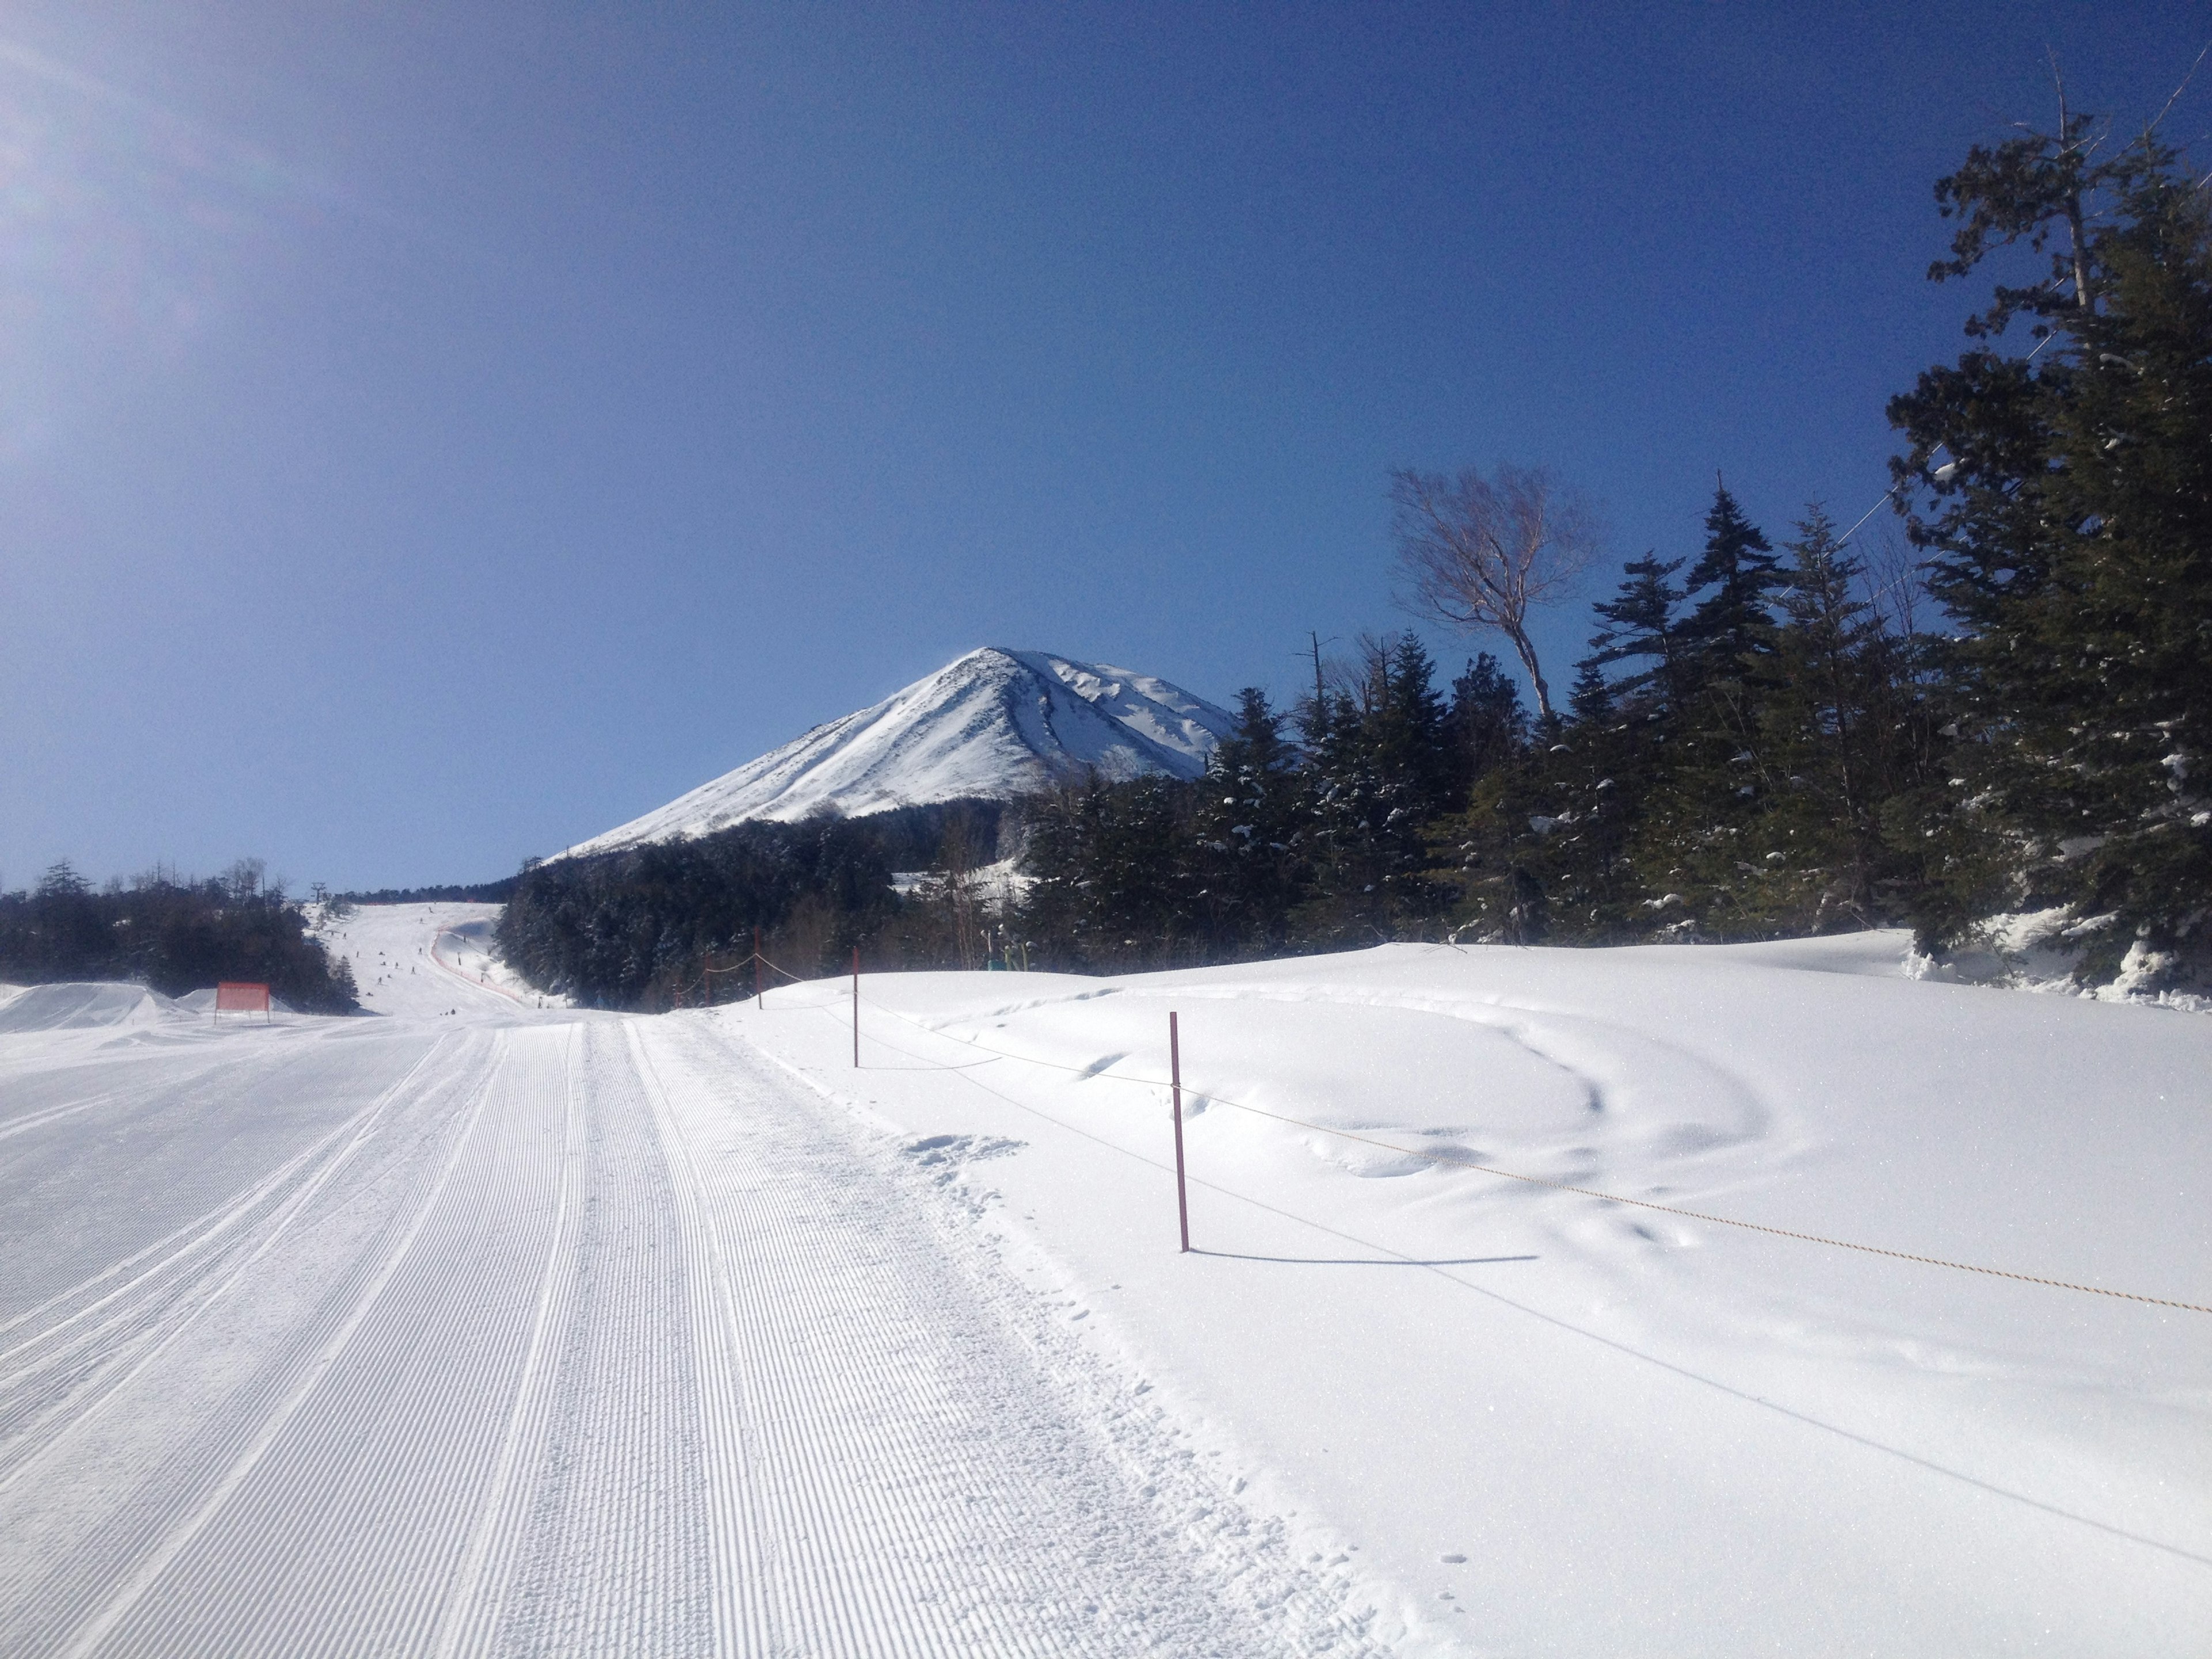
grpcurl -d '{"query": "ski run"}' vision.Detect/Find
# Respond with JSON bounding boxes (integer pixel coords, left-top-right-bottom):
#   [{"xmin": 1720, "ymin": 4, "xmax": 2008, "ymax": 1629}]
[{"xmin": 0, "ymin": 903, "xmax": 2205, "ymax": 1656}]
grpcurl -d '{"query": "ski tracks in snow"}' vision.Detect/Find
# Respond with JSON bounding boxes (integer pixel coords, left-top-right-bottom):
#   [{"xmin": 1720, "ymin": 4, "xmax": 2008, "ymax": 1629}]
[
  {"xmin": 638, "ymin": 1017, "xmax": 1366, "ymax": 1657},
  {"xmin": 0, "ymin": 1010, "xmax": 1359, "ymax": 1657}
]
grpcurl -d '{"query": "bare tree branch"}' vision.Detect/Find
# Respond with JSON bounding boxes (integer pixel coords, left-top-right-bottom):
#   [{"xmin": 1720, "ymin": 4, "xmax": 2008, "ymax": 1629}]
[{"xmin": 1388, "ymin": 461, "xmax": 1600, "ymax": 726}]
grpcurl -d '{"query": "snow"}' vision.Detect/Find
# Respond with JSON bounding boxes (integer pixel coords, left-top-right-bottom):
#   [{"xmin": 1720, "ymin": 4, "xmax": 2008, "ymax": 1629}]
[
  {"xmin": 1908, "ymin": 908, "xmax": 2212, "ymax": 1014},
  {"xmin": 558, "ymin": 647, "xmax": 1236, "ymax": 858},
  {"xmin": 725, "ymin": 930, "xmax": 2212, "ymax": 1654},
  {"xmin": 0, "ymin": 907, "xmax": 1376, "ymax": 1657},
  {"xmin": 314, "ymin": 900, "xmax": 569, "ymax": 1013},
  {"xmin": 892, "ymin": 855, "xmax": 1035, "ymax": 904},
  {"xmin": 0, "ymin": 982, "xmax": 177, "ymax": 1033},
  {"xmin": 0, "ymin": 912, "xmax": 2204, "ymax": 1654}
]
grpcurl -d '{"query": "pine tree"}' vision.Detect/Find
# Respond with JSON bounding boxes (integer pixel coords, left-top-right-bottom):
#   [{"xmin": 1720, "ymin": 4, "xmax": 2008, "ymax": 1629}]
[
  {"xmin": 1679, "ymin": 484, "xmax": 1783, "ymax": 683},
  {"xmin": 1625, "ymin": 487, "xmax": 1785, "ymax": 935},
  {"xmin": 1443, "ymin": 650, "xmax": 1662, "ymax": 945},
  {"xmin": 1741, "ymin": 506, "xmax": 1926, "ymax": 930},
  {"xmin": 1447, "ymin": 653, "xmax": 1528, "ymax": 789},
  {"xmin": 1567, "ymin": 658, "xmax": 1613, "ymax": 725},
  {"xmin": 1192, "ymin": 688, "xmax": 1307, "ymax": 952},
  {"xmin": 1889, "ymin": 118, "xmax": 2212, "ymax": 985},
  {"xmin": 1585, "ymin": 553, "xmax": 1689, "ymax": 708},
  {"xmin": 1373, "ymin": 635, "xmax": 1457, "ymax": 824},
  {"xmin": 1298, "ymin": 635, "xmax": 1456, "ymax": 938}
]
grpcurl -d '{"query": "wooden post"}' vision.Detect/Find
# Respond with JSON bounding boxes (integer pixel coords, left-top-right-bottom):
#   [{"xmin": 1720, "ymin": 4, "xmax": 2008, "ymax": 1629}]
[
  {"xmin": 754, "ymin": 926, "xmax": 762, "ymax": 1009},
  {"xmin": 1170, "ymin": 1011, "xmax": 1190, "ymax": 1253},
  {"xmin": 851, "ymin": 946, "xmax": 861, "ymax": 1067}
]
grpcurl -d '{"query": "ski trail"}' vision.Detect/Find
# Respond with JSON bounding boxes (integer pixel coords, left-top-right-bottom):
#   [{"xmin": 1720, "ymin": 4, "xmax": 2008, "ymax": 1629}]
[
  {"xmin": 0, "ymin": 1086, "xmax": 131, "ymax": 1144},
  {"xmin": 641, "ymin": 1016, "xmax": 1313, "ymax": 1657},
  {"xmin": 79, "ymin": 1025, "xmax": 572, "ymax": 1659},
  {"xmin": 482, "ymin": 1019, "xmax": 718, "ymax": 1657},
  {"xmin": 0, "ymin": 1035, "xmax": 508, "ymax": 1655},
  {"xmin": 0, "ymin": 1036, "xmax": 387, "ymax": 1322},
  {"xmin": 428, "ymin": 1022, "xmax": 581, "ymax": 1659},
  {"xmin": 1, "ymin": 981, "xmax": 1360, "ymax": 1657},
  {"xmin": 631, "ymin": 1019, "xmax": 760, "ymax": 1656},
  {"xmin": 50, "ymin": 1033, "xmax": 512, "ymax": 1659},
  {"xmin": 0, "ymin": 1036, "xmax": 448, "ymax": 1361},
  {"xmin": 0, "ymin": 1037, "xmax": 457, "ymax": 1497}
]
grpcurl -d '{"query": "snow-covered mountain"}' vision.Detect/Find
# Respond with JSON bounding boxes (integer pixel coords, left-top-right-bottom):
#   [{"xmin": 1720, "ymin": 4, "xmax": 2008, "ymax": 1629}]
[{"xmin": 559, "ymin": 647, "xmax": 1236, "ymax": 858}]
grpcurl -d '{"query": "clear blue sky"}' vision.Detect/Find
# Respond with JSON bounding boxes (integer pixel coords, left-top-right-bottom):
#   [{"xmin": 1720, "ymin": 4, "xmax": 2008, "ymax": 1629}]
[{"xmin": 2, "ymin": 1, "xmax": 2202, "ymax": 891}]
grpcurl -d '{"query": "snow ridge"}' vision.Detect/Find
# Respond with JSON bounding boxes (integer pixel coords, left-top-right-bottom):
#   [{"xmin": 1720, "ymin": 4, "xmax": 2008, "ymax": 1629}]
[{"xmin": 561, "ymin": 647, "xmax": 1235, "ymax": 858}]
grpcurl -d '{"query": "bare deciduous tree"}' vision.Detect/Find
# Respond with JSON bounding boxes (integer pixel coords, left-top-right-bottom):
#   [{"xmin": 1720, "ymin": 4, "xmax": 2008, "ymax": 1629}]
[{"xmin": 1389, "ymin": 463, "xmax": 1601, "ymax": 726}]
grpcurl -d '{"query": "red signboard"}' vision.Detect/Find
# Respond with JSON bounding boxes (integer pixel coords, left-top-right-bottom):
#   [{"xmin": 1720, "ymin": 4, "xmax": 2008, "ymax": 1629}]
[{"xmin": 215, "ymin": 982, "xmax": 271, "ymax": 1021}]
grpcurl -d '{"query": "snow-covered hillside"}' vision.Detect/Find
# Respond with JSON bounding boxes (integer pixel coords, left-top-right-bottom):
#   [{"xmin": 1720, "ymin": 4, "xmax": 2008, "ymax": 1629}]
[
  {"xmin": 560, "ymin": 647, "xmax": 1235, "ymax": 858},
  {"xmin": 2, "ymin": 920, "xmax": 2203, "ymax": 1654}
]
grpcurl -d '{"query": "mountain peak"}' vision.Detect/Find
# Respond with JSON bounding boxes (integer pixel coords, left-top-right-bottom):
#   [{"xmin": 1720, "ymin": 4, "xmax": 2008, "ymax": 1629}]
[{"xmin": 558, "ymin": 649, "xmax": 1234, "ymax": 858}]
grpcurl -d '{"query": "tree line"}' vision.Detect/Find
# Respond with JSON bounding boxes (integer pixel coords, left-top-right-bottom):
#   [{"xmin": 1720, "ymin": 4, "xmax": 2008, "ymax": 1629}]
[
  {"xmin": 1021, "ymin": 110, "xmax": 2212, "ymax": 993},
  {"xmin": 0, "ymin": 859, "xmax": 361, "ymax": 1012},
  {"xmin": 493, "ymin": 804, "xmax": 1031, "ymax": 1009}
]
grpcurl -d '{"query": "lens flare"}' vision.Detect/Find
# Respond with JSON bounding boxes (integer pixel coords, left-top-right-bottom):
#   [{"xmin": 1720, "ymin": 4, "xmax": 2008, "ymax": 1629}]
[{"xmin": 0, "ymin": 33, "xmax": 329, "ymax": 457}]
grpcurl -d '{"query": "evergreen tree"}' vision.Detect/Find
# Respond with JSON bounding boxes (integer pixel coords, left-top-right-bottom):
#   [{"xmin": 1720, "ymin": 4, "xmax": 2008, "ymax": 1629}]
[
  {"xmin": 1446, "ymin": 722, "xmax": 1652, "ymax": 944},
  {"xmin": 1889, "ymin": 116, "xmax": 2212, "ymax": 984},
  {"xmin": 1298, "ymin": 635, "xmax": 1456, "ymax": 938},
  {"xmin": 1585, "ymin": 553, "xmax": 1689, "ymax": 708},
  {"xmin": 1373, "ymin": 635, "xmax": 1457, "ymax": 824},
  {"xmin": 0, "ymin": 863, "xmax": 359, "ymax": 1011},
  {"xmin": 1446, "ymin": 653, "xmax": 1528, "ymax": 790},
  {"xmin": 1192, "ymin": 688, "xmax": 1308, "ymax": 952},
  {"xmin": 1622, "ymin": 488, "xmax": 1786, "ymax": 934},
  {"xmin": 1441, "ymin": 647, "xmax": 1661, "ymax": 945},
  {"xmin": 1678, "ymin": 483, "xmax": 1783, "ymax": 682},
  {"xmin": 1300, "ymin": 681, "xmax": 1391, "ymax": 940},
  {"xmin": 1740, "ymin": 506, "xmax": 1928, "ymax": 930},
  {"xmin": 1567, "ymin": 658, "xmax": 1613, "ymax": 725}
]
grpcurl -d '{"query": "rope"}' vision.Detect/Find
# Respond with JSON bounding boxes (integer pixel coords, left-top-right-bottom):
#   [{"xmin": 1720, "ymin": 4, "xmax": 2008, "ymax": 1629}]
[
  {"xmin": 687, "ymin": 949, "xmax": 812, "ymax": 1007},
  {"xmin": 804, "ymin": 983, "xmax": 2209, "ymax": 1318},
  {"xmin": 747, "ymin": 949, "xmax": 812, "ymax": 986}
]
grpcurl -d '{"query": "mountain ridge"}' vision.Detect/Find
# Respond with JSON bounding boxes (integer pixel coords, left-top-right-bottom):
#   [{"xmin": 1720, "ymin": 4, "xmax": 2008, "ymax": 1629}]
[{"xmin": 556, "ymin": 647, "xmax": 1235, "ymax": 859}]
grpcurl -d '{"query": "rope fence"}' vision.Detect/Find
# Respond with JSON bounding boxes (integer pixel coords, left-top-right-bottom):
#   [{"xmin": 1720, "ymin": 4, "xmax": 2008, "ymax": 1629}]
[
  {"xmin": 685, "ymin": 946, "xmax": 811, "ymax": 1009},
  {"xmin": 729, "ymin": 952, "xmax": 2209, "ymax": 1317}
]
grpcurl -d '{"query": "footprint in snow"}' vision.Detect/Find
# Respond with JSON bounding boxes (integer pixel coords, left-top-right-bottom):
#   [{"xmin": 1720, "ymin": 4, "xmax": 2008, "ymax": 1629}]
[{"xmin": 902, "ymin": 1132, "xmax": 1025, "ymax": 1167}]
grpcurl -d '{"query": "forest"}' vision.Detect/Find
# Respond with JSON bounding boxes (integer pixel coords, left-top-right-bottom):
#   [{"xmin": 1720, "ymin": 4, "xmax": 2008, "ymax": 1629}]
[{"xmin": 0, "ymin": 859, "xmax": 361, "ymax": 1012}]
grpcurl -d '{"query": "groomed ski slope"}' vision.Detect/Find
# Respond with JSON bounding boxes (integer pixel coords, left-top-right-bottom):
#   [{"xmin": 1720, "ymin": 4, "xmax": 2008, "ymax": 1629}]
[
  {"xmin": 0, "ymin": 908, "xmax": 1364, "ymax": 1657},
  {"xmin": 0, "ymin": 907, "xmax": 2203, "ymax": 1656}
]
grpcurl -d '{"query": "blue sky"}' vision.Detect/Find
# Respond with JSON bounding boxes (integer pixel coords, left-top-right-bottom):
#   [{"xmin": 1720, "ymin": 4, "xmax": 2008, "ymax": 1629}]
[{"xmin": 2, "ymin": 1, "xmax": 2203, "ymax": 890}]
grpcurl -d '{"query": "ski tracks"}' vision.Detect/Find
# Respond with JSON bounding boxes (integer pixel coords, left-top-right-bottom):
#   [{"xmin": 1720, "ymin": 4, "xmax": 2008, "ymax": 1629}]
[
  {"xmin": 107, "ymin": 1020, "xmax": 592, "ymax": 1659},
  {"xmin": 0, "ymin": 1027, "xmax": 529, "ymax": 1657},
  {"xmin": 641, "ymin": 1017, "xmax": 1364, "ymax": 1658},
  {"xmin": 475, "ymin": 1020, "xmax": 719, "ymax": 1658},
  {"xmin": 0, "ymin": 1008, "xmax": 1378, "ymax": 1657}
]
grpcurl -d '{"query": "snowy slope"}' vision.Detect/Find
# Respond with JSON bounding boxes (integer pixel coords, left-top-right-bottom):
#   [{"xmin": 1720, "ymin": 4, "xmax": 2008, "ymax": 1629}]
[
  {"xmin": 0, "ymin": 907, "xmax": 1350, "ymax": 1658},
  {"xmin": 559, "ymin": 647, "xmax": 1236, "ymax": 857},
  {"xmin": 4, "ymin": 922, "xmax": 2205, "ymax": 1655},
  {"xmin": 726, "ymin": 934, "xmax": 2212, "ymax": 1655}
]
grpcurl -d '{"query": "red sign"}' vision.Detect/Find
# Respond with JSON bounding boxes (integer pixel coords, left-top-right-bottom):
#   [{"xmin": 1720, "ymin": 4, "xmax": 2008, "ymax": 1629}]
[{"xmin": 215, "ymin": 982, "xmax": 271, "ymax": 1013}]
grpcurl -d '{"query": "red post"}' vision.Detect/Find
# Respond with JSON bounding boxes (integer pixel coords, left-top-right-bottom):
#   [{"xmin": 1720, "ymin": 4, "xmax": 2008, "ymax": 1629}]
[
  {"xmin": 1170, "ymin": 1011, "xmax": 1190, "ymax": 1253},
  {"xmin": 852, "ymin": 945, "xmax": 861, "ymax": 1068}
]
